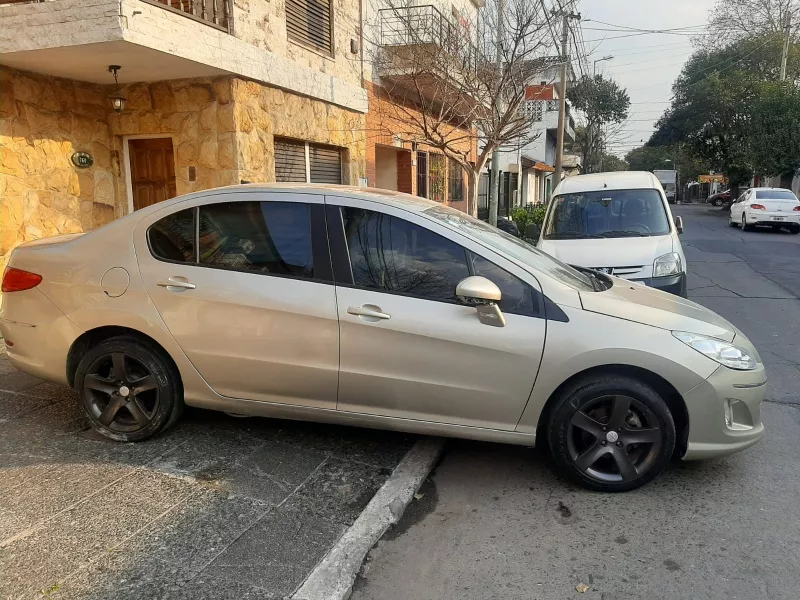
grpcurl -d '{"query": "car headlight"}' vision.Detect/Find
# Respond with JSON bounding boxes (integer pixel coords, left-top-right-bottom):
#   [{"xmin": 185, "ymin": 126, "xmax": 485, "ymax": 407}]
[
  {"xmin": 672, "ymin": 331, "xmax": 758, "ymax": 370},
  {"xmin": 653, "ymin": 252, "xmax": 682, "ymax": 277}
]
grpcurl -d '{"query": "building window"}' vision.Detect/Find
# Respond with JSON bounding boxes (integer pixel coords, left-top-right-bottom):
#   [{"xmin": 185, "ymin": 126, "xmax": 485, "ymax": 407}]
[
  {"xmin": 546, "ymin": 100, "xmax": 559, "ymax": 112},
  {"xmin": 286, "ymin": 0, "xmax": 334, "ymax": 55},
  {"xmin": 429, "ymin": 153, "xmax": 446, "ymax": 202},
  {"xmin": 274, "ymin": 137, "xmax": 342, "ymax": 184},
  {"xmin": 523, "ymin": 100, "xmax": 543, "ymax": 121},
  {"xmin": 448, "ymin": 158, "xmax": 464, "ymax": 202}
]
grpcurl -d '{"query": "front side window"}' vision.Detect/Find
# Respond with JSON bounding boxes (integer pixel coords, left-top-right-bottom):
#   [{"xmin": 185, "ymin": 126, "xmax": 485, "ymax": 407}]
[
  {"xmin": 469, "ymin": 253, "xmax": 537, "ymax": 317},
  {"xmin": 148, "ymin": 208, "xmax": 195, "ymax": 263},
  {"xmin": 544, "ymin": 189, "xmax": 671, "ymax": 239},
  {"xmin": 342, "ymin": 207, "xmax": 470, "ymax": 303},
  {"xmin": 198, "ymin": 201, "xmax": 314, "ymax": 278}
]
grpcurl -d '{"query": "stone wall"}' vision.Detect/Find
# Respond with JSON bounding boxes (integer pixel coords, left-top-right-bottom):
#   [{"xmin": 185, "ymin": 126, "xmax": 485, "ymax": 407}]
[
  {"xmin": 0, "ymin": 67, "xmax": 115, "ymax": 268},
  {"xmin": 231, "ymin": 78, "xmax": 366, "ymax": 185}
]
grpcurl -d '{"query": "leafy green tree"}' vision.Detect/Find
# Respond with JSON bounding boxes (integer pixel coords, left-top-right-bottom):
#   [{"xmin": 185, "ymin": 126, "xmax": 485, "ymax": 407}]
[
  {"xmin": 748, "ymin": 82, "xmax": 800, "ymax": 178},
  {"xmin": 600, "ymin": 153, "xmax": 628, "ymax": 172},
  {"xmin": 626, "ymin": 145, "xmax": 710, "ymax": 183},
  {"xmin": 567, "ymin": 75, "xmax": 630, "ymax": 173}
]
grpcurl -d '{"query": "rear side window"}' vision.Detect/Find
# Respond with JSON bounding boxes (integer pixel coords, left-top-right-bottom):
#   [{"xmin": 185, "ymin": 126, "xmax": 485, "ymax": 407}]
[
  {"xmin": 198, "ymin": 201, "xmax": 314, "ymax": 278},
  {"xmin": 342, "ymin": 207, "xmax": 470, "ymax": 303},
  {"xmin": 755, "ymin": 189, "xmax": 798, "ymax": 201},
  {"xmin": 148, "ymin": 208, "xmax": 195, "ymax": 263}
]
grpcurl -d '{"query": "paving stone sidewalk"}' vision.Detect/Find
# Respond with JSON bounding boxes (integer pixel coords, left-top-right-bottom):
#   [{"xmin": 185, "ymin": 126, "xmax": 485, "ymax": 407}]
[{"xmin": 0, "ymin": 347, "xmax": 416, "ymax": 600}]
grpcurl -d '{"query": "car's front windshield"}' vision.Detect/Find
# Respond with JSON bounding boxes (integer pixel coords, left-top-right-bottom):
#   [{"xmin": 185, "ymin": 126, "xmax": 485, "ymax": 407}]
[
  {"xmin": 544, "ymin": 189, "xmax": 671, "ymax": 240},
  {"xmin": 423, "ymin": 205, "xmax": 595, "ymax": 292}
]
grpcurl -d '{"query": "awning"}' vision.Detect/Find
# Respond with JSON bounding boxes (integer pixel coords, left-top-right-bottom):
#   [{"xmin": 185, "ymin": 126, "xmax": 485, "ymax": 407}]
[{"xmin": 521, "ymin": 156, "xmax": 555, "ymax": 172}]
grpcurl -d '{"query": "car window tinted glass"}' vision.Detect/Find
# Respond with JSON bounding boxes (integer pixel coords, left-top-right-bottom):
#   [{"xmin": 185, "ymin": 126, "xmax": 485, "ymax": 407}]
[
  {"xmin": 198, "ymin": 201, "xmax": 314, "ymax": 278},
  {"xmin": 755, "ymin": 189, "xmax": 798, "ymax": 201},
  {"xmin": 422, "ymin": 205, "xmax": 594, "ymax": 292},
  {"xmin": 469, "ymin": 252, "xmax": 536, "ymax": 316},
  {"xmin": 544, "ymin": 189, "xmax": 670, "ymax": 239},
  {"xmin": 342, "ymin": 207, "xmax": 470, "ymax": 303},
  {"xmin": 148, "ymin": 208, "xmax": 195, "ymax": 263}
]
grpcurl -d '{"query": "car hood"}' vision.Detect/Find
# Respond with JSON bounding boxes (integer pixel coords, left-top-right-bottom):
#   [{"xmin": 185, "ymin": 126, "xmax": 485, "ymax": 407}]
[
  {"xmin": 538, "ymin": 235, "xmax": 673, "ymax": 269},
  {"xmin": 580, "ymin": 279, "xmax": 736, "ymax": 342}
]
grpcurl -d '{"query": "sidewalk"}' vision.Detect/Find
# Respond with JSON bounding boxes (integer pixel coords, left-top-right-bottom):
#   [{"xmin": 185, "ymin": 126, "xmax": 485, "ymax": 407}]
[{"xmin": 0, "ymin": 348, "xmax": 416, "ymax": 600}]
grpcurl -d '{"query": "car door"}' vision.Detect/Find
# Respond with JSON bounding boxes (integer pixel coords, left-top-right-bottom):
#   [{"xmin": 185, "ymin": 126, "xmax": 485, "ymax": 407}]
[
  {"xmin": 326, "ymin": 197, "xmax": 546, "ymax": 431},
  {"xmin": 134, "ymin": 191, "xmax": 339, "ymax": 409}
]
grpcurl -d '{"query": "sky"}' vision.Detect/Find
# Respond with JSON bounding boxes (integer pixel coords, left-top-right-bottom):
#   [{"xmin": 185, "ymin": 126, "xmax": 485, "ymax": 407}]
[{"xmin": 567, "ymin": 0, "xmax": 718, "ymax": 158}]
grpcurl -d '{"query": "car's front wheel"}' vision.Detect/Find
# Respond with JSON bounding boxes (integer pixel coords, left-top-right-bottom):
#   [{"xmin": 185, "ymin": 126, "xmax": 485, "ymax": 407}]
[
  {"xmin": 75, "ymin": 337, "xmax": 183, "ymax": 442},
  {"xmin": 547, "ymin": 375, "xmax": 676, "ymax": 492}
]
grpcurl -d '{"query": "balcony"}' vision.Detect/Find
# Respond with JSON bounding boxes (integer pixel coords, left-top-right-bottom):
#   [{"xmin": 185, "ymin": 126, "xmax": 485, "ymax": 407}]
[
  {"xmin": 139, "ymin": 0, "xmax": 232, "ymax": 33},
  {"xmin": 376, "ymin": 5, "xmax": 485, "ymax": 112},
  {"xmin": 542, "ymin": 101, "xmax": 575, "ymax": 142}
]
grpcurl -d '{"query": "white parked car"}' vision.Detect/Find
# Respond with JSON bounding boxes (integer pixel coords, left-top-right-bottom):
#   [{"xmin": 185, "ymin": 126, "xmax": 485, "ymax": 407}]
[
  {"xmin": 729, "ymin": 187, "xmax": 800, "ymax": 233},
  {"xmin": 536, "ymin": 172, "xmax": 687, "ymax": 297}
]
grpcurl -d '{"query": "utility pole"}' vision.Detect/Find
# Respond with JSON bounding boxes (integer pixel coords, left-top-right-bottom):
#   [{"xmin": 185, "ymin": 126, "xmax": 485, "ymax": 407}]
[
  {"xmin": 780, "ymin": 11, "xmax": 791, "ymax": 81},
  {"xmin": 488, "ymin": 0, "xmax": 505, "ymax": 226},
  {"xmin": 553, "ymin": 11, "xmax": 580, "ymax": 188}
]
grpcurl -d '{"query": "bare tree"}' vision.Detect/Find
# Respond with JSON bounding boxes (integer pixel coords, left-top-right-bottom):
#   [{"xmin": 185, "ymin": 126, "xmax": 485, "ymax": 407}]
[
  {"xmin": 366, "ymin": 0, "xmax": 552, "ymax": 217},
  {"xmin": 699, "ymin": 0, "xmax": 800, "ymax": 47}
]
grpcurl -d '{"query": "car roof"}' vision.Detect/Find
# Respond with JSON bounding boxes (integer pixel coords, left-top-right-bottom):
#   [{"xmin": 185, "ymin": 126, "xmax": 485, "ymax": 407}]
[
  {"xmin": 553, "ymin": 171, "xmax": 661, "ymax": 195},
  {"xmin": 749, "ymin": 187, "xmax": 796, "ymax": 192}
]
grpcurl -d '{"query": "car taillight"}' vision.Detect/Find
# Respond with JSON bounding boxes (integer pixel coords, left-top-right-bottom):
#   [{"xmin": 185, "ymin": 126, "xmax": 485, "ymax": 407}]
[
  {"xmin": 750, "ymin": 204, "xmax": 766, "ymax": 210},
  {"xmin": 1, "ymin": 267, "xmax": 43, "ymax": 292},
  {"xmin": 794, "ymin": 205, "xmax": 800, "ymax": 212}
]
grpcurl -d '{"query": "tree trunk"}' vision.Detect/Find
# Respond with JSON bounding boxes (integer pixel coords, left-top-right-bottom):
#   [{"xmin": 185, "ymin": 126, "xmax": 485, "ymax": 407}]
[{"xmin": 466, "ymin": 168, "xmax": 479, "ymax": 218}]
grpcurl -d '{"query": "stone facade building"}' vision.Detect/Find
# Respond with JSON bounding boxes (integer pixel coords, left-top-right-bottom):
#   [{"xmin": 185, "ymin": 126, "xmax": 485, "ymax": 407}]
[{"xmin": 1, "ymin": 0, "xmax": 368, "ymax": 274}]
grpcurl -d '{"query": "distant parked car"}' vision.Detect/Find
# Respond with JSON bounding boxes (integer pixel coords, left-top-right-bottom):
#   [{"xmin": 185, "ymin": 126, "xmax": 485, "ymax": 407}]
[
  {"xmin": 496, "ymin": 215, "xmax": 520, "ymax": 237},
  {"xmin": 708, "ymin": 190, "xmax": 733, "ymax": 207},
  {"xmin": 729, "ymin": 187, "xmax": 800, "ymax": 233}
]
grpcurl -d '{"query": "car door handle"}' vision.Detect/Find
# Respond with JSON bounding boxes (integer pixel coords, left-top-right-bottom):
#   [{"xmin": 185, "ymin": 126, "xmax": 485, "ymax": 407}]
[
  {"xmin": 157, "ymin": 277, "xmax": 196, "ymax": 290},
  {"xmin": 347, "ymin": 305, "xmax": 391, "ymax": 320}
]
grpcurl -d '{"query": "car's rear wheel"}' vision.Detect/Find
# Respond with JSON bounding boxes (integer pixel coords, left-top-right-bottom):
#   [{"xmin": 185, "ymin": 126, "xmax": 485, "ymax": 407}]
[
  {"xmin": 790, "ymin": 225, "xmax": 799, "ymax": 235},
  {"xmin": 547, "ymin": 375, "xmax": 675, "ymax": 492},
  {"xmin": 728, "ymin": 215, "xmax": 738, "ymax": 227},
  {"xmin": 713, "ymin": 198, "xmax": 722, "ymax": 207},
  {"xmin": 742, "ymin": 214, "xmax": 753, "ymax": 231},
  {"xmin": 75, "ymin": 337, "xmax": 182, "ymax": 442}
]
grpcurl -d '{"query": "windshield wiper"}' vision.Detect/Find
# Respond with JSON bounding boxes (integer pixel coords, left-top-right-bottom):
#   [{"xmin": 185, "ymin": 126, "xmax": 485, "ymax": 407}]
[
  {"xmin": 598, "ymin": 230, "xmax": 648, "ymax": 238},
  {"xmin": 546, "ymin": 232, "xmax": 603, "ymax": 239}
]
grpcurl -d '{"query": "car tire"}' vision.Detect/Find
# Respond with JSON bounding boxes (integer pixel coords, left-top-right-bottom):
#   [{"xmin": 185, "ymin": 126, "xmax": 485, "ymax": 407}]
[
  {"xmin": 75, "ymin": 337, "xmax": 183, "ymax": 442},
  {"xmin": 547, "ymin": 375, "xmax": 676, "ymax": 493},
  {"xmin": 713, "ymin": 198, "xmax": 722, "ymax": 207},
  {"xmin": 742, "ymin": 215, "xmax": 753, "ymax": 231},
  {"xmin": 728, "ymin": 215, "xmax": 738, "ymax": 227},
  {"xmin": 790, "ymin": 225, "xmax": 800, "ymax": 235}
]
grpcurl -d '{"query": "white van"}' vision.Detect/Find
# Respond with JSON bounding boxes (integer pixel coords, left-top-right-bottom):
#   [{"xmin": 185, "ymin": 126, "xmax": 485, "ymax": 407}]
[{"xmin": 536, "ymin": 171, "xmax": 687, "ymax": 297}]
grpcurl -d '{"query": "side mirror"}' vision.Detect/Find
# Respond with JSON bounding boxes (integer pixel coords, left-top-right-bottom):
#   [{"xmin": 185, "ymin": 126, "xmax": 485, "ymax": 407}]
[
  {"xmin": 675, "ymin": 216, "xmax": 684, "ymax": 234},
  {"xmin": 456, "ymin": 276, "xmax": 506, "ymax": 327},
  {"xmin": 525, "ymin": 222, "xmax": 541, "ymax": 241}
]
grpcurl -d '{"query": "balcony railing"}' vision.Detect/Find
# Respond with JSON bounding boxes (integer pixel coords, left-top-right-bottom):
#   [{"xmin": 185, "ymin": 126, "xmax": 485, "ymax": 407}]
[
  {"xmin": 0, "ymin": 0, "xmax": 233, "ymax": 32},
  {"xmin": 140, "ymin": 0, "xmax": 232, "ymax": 33}
]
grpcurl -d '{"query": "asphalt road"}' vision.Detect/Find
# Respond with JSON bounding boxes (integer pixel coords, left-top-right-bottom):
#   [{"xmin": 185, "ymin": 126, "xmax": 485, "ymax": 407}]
[{"xmin": 352, "ymin": 203, "xmax": 800, "ymax": 600}]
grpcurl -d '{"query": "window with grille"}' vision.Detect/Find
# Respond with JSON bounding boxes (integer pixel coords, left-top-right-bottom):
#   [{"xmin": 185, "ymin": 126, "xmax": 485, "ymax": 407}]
[
  {"xmin": 448, "ymin": 158, "xmax": 464, "ymax": 202},
  {"xmin": 286, "ymin": 0, "xmax": 334, "ymax": 55},
  {"xmin": 547, "ymin": 100, "xmax": 559, "ymax": 112},
  {"xmin": 274, "ymin": 137, "xmax": 343, "ymax": 184},
  {"xmin": 429, "ymin": 154, "xmax": 446, "ymax": 202},
  {"xmin": 522, "ymin": 100, "xmax": 543, "ymax": 121}
]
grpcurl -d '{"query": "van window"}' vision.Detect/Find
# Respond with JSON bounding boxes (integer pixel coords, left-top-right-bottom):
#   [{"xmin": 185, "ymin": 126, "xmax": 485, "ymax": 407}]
[{"xmin": 544, "ymin": 189, "xmax": 671, "ymax": 239}]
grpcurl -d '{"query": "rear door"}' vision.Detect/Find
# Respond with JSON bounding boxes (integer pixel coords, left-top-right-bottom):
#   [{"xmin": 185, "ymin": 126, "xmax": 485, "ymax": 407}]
[
  {"xmin": 327, "ymin": 196, "xmax": 546, "ymax": 431},
  {"xmin": 134, "ymin": 190, "xmax": 339, "ymax": 409}
]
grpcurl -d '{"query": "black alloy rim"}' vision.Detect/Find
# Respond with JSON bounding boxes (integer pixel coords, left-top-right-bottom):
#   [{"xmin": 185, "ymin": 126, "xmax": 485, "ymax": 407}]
[
  {"xmin": 566, "ymin": 394, "xmax": 663, "ymax": 483},
  {"xmin": 83, "ymin": 352, "xmax": 159, "ymax": 432}
]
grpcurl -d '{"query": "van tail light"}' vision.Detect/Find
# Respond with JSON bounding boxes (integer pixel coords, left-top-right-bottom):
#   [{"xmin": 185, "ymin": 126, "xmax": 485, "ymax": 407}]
[
  {"xmin": 749, "ymin": 204, "xmax": 766, "ymax": 210},
  {"xmin": 1, "ymin": 267, "xmax": 43, "ymax": 292}
]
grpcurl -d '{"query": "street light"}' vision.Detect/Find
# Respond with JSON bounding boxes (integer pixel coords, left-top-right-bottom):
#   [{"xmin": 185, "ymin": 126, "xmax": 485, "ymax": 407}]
[{"xmin": 593, "ymin": 55, "xmax": 613, "ymax": 76}]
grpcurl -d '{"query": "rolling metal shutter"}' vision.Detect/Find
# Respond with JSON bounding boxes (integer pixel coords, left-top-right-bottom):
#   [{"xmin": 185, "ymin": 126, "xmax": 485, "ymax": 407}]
[
  {"xmin": 309, "ymin": 144, "xmax": 342, "ymax": 184},
  {"xmin": 286, "ymin": 0, "xmax": 333, "ymax": 55},
  {"xmin": 275, "ymin": 138, "xmax": 307, "ymax": 182}
]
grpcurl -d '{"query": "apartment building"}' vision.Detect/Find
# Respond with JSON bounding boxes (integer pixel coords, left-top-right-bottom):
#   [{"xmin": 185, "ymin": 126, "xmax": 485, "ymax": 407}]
[
  {"xmin": 363, "ymin": 0, "xmax": 482, "ymax": 213},
  {"xmin": 0, "ymin": 0, "xmax": 368, "ymax": 269},
  {"xmin": 492, "ymin": 56, "xmax": 576, "ymax": 211}
]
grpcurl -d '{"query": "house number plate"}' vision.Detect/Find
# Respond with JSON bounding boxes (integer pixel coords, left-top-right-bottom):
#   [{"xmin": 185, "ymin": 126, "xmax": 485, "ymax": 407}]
[{"xmin": 71, "ymin": 151, "xmax": 93, "ymax": 168}]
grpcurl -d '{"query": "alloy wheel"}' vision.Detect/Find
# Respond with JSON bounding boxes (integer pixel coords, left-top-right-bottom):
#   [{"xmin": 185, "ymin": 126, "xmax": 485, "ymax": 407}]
[
  {"xmin": 83, "ymin": 352, "xmax": 160, "ymax": 432},
  {"xmin": 566, "ymin": 394, "xmax": 663, "ymax": 483}
]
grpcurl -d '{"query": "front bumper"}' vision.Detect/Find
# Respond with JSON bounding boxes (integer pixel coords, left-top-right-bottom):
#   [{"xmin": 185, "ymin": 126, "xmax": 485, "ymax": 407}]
[
  {"xmin": 630, "ymin": 272, "xmax": 687, "ymax": 297},
  {"xmin": 682, "ymin": 363, "xmax": 766, "ymax": 460}
]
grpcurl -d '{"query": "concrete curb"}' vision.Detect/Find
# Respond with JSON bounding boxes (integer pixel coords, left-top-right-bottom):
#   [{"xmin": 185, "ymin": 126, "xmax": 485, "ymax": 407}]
[{"xmin": 291, "ymin": 437, "xmax": 445, "ymax": 600}]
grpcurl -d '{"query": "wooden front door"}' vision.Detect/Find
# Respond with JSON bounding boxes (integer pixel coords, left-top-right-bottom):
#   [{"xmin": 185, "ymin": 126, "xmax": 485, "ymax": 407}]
[{"xmin": 129, "ymin": 138, "xmax": 177, "ymax": 210}]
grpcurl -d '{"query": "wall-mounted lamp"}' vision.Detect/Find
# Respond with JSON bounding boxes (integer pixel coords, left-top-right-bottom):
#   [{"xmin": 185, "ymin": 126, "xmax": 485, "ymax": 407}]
[{"xmin": 108, "ymin": 65, "xmax": 127, "ymax": 113}]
